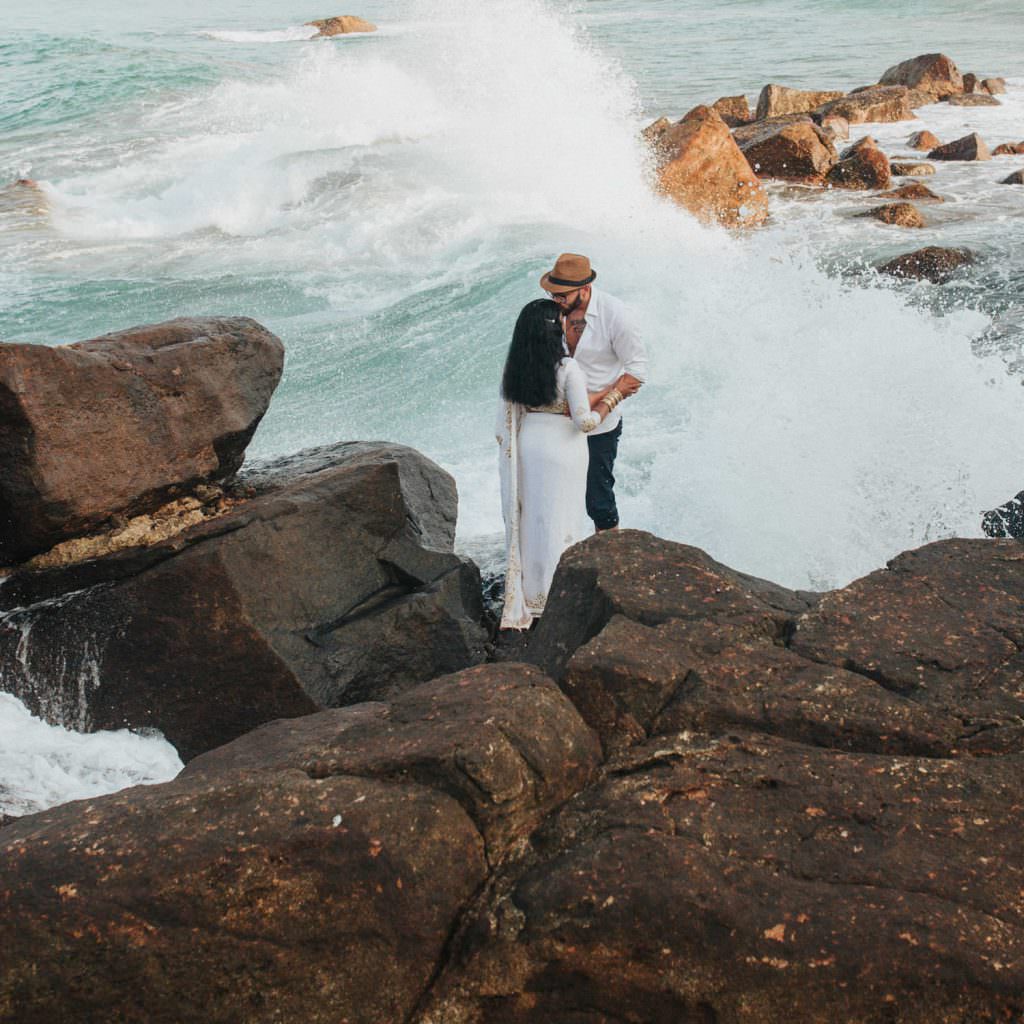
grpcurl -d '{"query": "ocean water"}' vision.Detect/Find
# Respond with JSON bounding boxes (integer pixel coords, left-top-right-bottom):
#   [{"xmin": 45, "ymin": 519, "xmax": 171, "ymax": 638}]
[{"xmin": 2, "ymin": 0, "xmax": 1023, "ymax": 811}]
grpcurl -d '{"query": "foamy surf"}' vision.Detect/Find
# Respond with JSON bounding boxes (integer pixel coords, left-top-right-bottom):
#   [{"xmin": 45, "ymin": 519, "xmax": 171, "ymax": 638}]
[
  {"xmin": 198, "ymin": 26, "xmax": 319, "ymax": 43},
  {"xmin": 0, "ymin": 693, "xmax": 182, "ymax": 819}
]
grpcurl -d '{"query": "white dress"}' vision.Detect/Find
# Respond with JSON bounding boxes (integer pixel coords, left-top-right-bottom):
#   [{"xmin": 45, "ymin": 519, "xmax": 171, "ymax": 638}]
[{"xmin": 497, "ymin": 358, "xmax": 600, "ymax": 630}]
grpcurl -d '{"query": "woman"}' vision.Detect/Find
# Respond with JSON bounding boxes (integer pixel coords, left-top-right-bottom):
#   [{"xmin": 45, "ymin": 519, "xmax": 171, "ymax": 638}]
[{"xmin": 496, "ymin": 299, "xmax": 624, "ymax": 630}]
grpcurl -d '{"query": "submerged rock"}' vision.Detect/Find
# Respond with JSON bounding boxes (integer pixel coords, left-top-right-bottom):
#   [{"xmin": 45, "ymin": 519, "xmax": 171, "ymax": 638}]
[
  {"xmin": 0, "ymin": 442, "xmax": 488, "ymax": 761},
  {"xmin": 649, "ymin": 107, "xmax": 769, "ymax": 227},
  {"xmin": 890, "ymin": 160, "xmax": 936, "ymax": 175},
  {"xmin": 1001, "ymin": 169, "xmax": 1024, "ymax": 185},
  {"xmin": 929, "ymin": 132, "xmax": 991, "ymax": 160},
  {"xmin": 306, "ymin": 15, "xmax": 377, "ymax": 35},
  {"xmin": 947, "ymin": 92, "xmax": 1001, "ymax": 106},
  {"xmin": 754, "ymin": 83, "xmax": 844, "ymax": 120},
  {"xmin": 907, "ymin": 129, "xmax": 940, "ymax": 150},
  {"xmin": 0, "ymin": 317, "xmax": 283, "ymax": 564},
  {"xmin": 857, "ymin": 201, "xmax": 926, "ymax": 227},
  {"xmin": 877, "ymin": 181, "xmax": 943, "ymax": 201},
  {"xmin": 878, "ymin": 246, "xmax": 974, "ymax": 282},
  {"xmin": 879, "ymin": 52, "xmax": 963, "ymax": 100}
]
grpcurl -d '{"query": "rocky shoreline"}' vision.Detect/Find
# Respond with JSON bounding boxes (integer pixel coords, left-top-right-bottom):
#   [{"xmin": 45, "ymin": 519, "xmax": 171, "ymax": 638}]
[{"xmin": 2, "ymin": 316, "xmax": 1024, "ymax": 1021}]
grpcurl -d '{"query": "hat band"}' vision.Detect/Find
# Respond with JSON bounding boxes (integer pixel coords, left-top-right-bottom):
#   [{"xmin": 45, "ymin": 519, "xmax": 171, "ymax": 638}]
[{"xmin": 547, "ymin": 273, "xmax": 593, "ymax": 287}]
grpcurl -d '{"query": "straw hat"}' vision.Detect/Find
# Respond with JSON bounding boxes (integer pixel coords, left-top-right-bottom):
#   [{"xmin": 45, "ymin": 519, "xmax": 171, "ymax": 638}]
[{"xmin": 539, "ymin": 253, "xmax": 597, "ymax": 293}]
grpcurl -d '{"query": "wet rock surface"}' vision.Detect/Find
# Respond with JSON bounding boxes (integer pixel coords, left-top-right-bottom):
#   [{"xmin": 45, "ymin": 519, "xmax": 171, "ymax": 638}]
[
  {"xmin": 929, "ymin": 132, "xmax": 991, "ymax": 161},
  {"xmin": 737, "ymin": 120, "xmax": 838, "ymax": 183},
  {"xmin": 0, "ymin": 317, "xmax": 284, "ymax": 564},
  {"xmin": 816, "ymin": 85, "xmax": 915, "ymax": 125},
  {"xmin": 858, "ymin": 201, "xmax": 926, "ymax": 228},
  {"xmin": 0, "ymin": 442, "xmax": 487, "ymax": 761},
  {"xmin": 825, "ymin": 138, "xmax": 892, "ymax": 190},
  {"xmin": 5, "ymin": 528, "xmax": 1024, "ymax": 1022},
  {"xmin": 878, "ymin": 246, "xmax": 974, "ymax": 282},
  {"xmin": 879, "ymin": 52, "xmax": 964, "ymax": 100},
  {"xmin": 754, "ymin": 84, "xmax": 844, "ymax": 120}
]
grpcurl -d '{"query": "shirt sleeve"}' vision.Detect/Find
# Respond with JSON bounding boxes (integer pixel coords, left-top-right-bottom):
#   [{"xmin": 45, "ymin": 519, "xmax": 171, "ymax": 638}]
[
  {"xmin": 609, "ymin": 302, "xmax": 648, "ymax": 383},
  {"xmin": 564, "ymin": 361, "xmax": 600, "ymax": 433}
]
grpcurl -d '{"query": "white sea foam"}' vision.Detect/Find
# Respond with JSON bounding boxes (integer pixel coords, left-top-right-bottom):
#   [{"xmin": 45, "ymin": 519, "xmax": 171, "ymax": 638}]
[
  {"xmin": 0, "ymin": 693, "xmax": 182, "ymax": 820},
  {"xmin": 199, "ymin": 26, "xmax": 318, "ymax": 43}
]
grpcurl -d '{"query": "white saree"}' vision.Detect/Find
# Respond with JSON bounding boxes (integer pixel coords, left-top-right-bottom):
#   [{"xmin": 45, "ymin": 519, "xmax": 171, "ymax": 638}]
[{"xmin": 497, "ymin": 358, "xmax": 600, "ymax": 630}]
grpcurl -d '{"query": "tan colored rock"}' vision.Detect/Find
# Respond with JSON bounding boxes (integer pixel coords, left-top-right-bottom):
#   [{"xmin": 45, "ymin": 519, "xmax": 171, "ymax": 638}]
[
  {"xmin": 755, "ymin": 84, "xmax": 844, "ymax": 120},
  {"xmin": 820, "ymin": 114, "xmax": 850, "ymax": 141},
  {"xmin": 929, "ymin": 133, "xmax": 991, "ymax": 161},
  {"xmin": 993, "ymin": 142, "xmax": 1024, "ymax": 156},
  {"xmin": 858, "ymin": 202, "xmax": 926, "ymax": 228},
  {"xmin": 878, "ymin": 182, "xmax": 943, "ymax": 202},
  {"xmin": 711, "ymin": 94, "xmax": 752, "ymax": 127},
  {"xmin": 982, "ymin": 77, "xmax": 1007, "ymax": 94},
  {"xmin": 826, "ymin": 141, "xmax": 892, "ymax": 190},
  {"xmin": 817, "ymin": 86, "xmax": 915, "ymax": 125},
  {"xmin": 306, "ymin": 15, "xmax": 376, "ymax": 35},
  {"xmin": 948, "ymin": 93, "xmax": 1001, "ymax": 107},
  {"xmin": 878, "ymin": 247, "xmax": 974, "ymax": 282},
  {"xmin": 890, "ymin": 161, "xmax": 935, "ymax": 176},
  {"xmin": 905, "ymin": 87, "xmax": 939, "ymax": 109},
  {"xmin": 654, "ymin": 108, "xmax": 769, "ymax": 227},
  {"xmin": 732, "ymin": 113, "xmax": 812, "ymax": 146},
  {"xmin": 1001, "ymin": 170, "xmax": 1024, "ymax": 185},
  {"xmin": 736, "ymin": 120, "xmax": 837, "ymax": 182},
  {"xmin": 879, "ymin": 53, "xmax": 963, "ymax": 100},
  {"xmin": 908, "ymin": 130, "xmax": 940, "ymax": 150}
]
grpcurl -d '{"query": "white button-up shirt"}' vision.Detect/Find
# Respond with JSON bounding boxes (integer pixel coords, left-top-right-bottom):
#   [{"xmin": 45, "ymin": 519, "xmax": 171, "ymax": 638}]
[{"xmin": 566, "ymin": 287, "xmax": 648, "ymax": 436}]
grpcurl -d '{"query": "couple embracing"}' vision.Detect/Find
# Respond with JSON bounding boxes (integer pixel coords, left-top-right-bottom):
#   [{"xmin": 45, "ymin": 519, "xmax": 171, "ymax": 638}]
[{"xmin": 496, "ymin": 253, "xmax": 648, "ymax": 630}]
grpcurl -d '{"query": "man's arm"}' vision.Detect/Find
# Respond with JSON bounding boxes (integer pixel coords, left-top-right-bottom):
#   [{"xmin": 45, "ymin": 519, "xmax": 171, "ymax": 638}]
[{"xmin": 609, "ymin": 302, "xmax": 648, "ymax": 387}]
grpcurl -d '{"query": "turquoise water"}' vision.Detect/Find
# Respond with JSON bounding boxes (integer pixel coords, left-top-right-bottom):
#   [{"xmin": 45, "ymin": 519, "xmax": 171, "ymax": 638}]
[{"xmin": 2, "ymin": 0, "xmax": 1024, "ymax": 591}]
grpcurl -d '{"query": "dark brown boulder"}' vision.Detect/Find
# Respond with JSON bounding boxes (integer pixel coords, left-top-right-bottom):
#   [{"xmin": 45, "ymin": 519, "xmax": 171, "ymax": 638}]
[
  {"xmin": 878, "ymin": 246, "xmax": 974, "ymax": 282},
  {"xmin": 754, "ymin": 84, "xmax": 844, "ymax": 120},
  {"xmin": 817, "ymin": 85, "xmax": 915, "ymax": 124},
  {"xmin": 736, "ymin": 120, "xmax": 838, "ymax": 182},
  {"xmin": 1002, "ymin": 170, "xmax": 1024, "ymax": 185},
  {"xmin": 962, "ymin": 72, "xmax": 979, "ymax": 92},
  {"xmin": 423, "ymin": 730, "xmax": 1024, "ymax": 1024},
  {"xmin": 908, "ymin": 129, "xmax": 940, "ymax": 150},
  {"xmin": 306, "ymin": 15, "xmax": 376, "ymax": 35},
  {"xmin": 890, "ymin": 160, "xmax": 936, "ymax": 175},
  {"xmin": 947, "ymin": 92, "xmax": 1001, "ymax": 106},
  {"xmin": 0, "ymin": 317, "xmax": 283, "ymax": 564},
  {"xmin": 993, "ymin": 142, "xmax": 1024, "ymax": 156},
  {"xmin": 929, "ymin": 132, "xmax": 991, "ymax": 160},
  {"xmin": 0, "ymin": 664, "xmax": 600, "ymax": 1023},
  {"xmin": 711, "ymin": 94, "xmax": 752, "ymax": 127},
  {"xmin": 652, "ymin": 108, "xmax": 769, "ymax": 227},
  {"xmin": 877, "ymin": 181, "xmax": 943, "ymax": 201},
  {"xmin": 983, "ymin": 491, "xmax": 1024, "ymax": 538},
  {"xmin": 825, "ymin": 139, "xmax": 892, "ymax": 190},
  {"xmin": 857, "ymin": 201, "xmax": 926, "ymax": 227},
  {"xmin": 879, "ymin": 53, "xmax": 963, "ymax": 99},
  {"xmin": 0, "ymin": 442, "xmax": 487, "ymax": 761}
]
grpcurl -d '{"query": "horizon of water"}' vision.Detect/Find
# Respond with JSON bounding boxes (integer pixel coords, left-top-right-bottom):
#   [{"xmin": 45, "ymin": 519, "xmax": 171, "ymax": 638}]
[{"xmin": 2, "ymin": 0, "xmax": 1024, "ymax": 813}]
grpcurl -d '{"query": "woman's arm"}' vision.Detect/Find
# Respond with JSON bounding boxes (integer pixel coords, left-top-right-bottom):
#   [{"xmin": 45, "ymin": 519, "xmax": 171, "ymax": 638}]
[{"xmin": 565, "ymin": 362, "xmax": 623, "ymax": 433}]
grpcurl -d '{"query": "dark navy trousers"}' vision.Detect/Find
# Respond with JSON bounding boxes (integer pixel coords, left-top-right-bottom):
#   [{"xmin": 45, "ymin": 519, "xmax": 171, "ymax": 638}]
[{"xmin": 586, "ymin": 420, "xmax": 623, "ymax": 531}]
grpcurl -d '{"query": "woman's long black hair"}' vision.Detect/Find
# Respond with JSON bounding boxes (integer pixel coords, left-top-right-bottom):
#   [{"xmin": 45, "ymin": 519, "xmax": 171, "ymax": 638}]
[{"xmin": 501, "ymin": 298, "xmax": 564, "ymax": 407}]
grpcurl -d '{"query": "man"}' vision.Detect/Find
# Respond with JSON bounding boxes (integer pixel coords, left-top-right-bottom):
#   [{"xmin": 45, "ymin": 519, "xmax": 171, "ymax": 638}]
[{"xmin": 539, "ymin": 253, "xmax": 647, "ymax": 531}]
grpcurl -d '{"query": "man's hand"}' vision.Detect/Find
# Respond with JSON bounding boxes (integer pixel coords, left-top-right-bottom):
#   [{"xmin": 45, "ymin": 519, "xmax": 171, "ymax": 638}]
[{"xmin": 615, "ymin": 373, "xmax": 643, "ymax": 398}]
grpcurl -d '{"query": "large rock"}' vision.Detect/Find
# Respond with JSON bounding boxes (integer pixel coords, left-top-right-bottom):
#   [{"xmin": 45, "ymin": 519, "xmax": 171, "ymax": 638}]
[
  {"xmin": 878, "ymin": 246, "xmax": 973, "ymax": 282},
  {"xmin": 993, "ymin": 142, "xmax": 1024, "ymax": 156},
  {"xmin": 817, "ymin": 85, "xmax": 915, "ymax": 124},
  {"xmin": 0, "ymin": 317, "xmax": 283, "ymax": 564},
  {"xmin": 650, "ymin": 107, "xmax": 769, "ymax": 227},
  {"xmin": 825, "ymin": 138, "xmax": 892, "ymax": 190},
  {"xmin": 929, "ymin": 132, "xmax": 991, "ymax": 161},
  {"xmin": 879, "ymin": 53, "xmax": 963, "ymax": 100},
  {"xmin": 306, "ymin": 15, "xmax": 376, "ymax": 35},
  {"xmin": 736, "ymin": 120, "xmax": 838, "ymax": 182},
  {"xmin": 711, "ymin": 94, "xmax": 752, "ymax": 127},
  {"xmin": 754, "ymin": 84, "xmax": 844, "ymax": 120},
  {"xmin": 0, "ymin": 442, "xmax": 488, "ymax": 761},
  {"xmin": 422, "ymin": 731, "xmax": 1024, "ymax": 1024},
  {"xmin": 0, "ymin": 665, "xmax": 601, "ymax": 1023}
]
